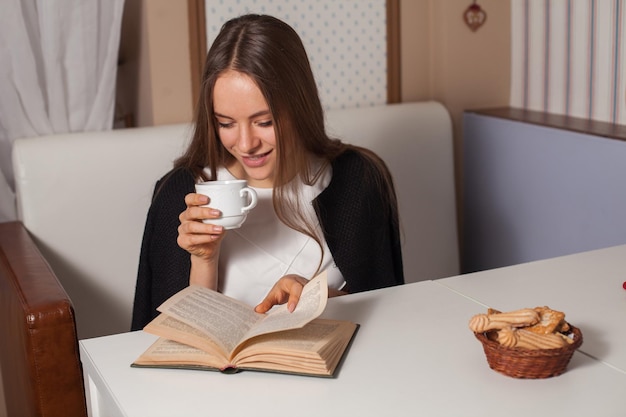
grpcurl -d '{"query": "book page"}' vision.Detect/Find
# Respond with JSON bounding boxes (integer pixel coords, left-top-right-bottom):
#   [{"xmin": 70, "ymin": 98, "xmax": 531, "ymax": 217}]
[
  {"xmin": 134, "ymin": 337, "xmax": 223, "ymax": 368},
  {"xmin": 155, "ymin": 271, "xmax": 328, "ymax": 356},
  {"xmin": 235, "ymin": 319, "xmax": 348, "ymax": 360},
  {"xmin": 232, "ymin": 319, "xmax": 358, "ymax": 376},
  {"xmin": 241, "ymin": 271, "xmax": 329, "ymax": 342},
  {"xmin": 144, "ymin": 314, "xmax": 230, "ymax": 360},
  {"xmin": 156, "ymin": 285, "xmax": 264, "ymax": 354}
]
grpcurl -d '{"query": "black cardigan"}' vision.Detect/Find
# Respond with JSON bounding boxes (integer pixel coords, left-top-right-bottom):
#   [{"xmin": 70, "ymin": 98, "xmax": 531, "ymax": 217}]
[{"xmin": 131, "ymin": 150, "xmax": 404, "ymax": 330}]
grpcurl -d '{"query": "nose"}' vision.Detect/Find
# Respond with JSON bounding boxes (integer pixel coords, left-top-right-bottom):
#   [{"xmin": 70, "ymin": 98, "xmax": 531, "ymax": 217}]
[{"xmin": 237, "ymin": 124, "xmax": 260, "ymax": 153}]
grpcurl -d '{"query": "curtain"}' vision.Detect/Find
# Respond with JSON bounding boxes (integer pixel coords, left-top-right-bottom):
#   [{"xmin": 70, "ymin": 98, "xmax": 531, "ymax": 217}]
[
  {"xmin": 0, "ymin": 0, "xmax": 125, "ymax": 222},
  {"xmin": 510, "ymin": 0, "xmax": 626, "ymax": 124}
]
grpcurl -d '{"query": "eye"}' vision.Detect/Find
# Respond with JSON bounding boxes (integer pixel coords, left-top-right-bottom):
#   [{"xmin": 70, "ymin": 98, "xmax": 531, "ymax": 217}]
[
  {"xmin": 217, "ymin": 121, "xmax": 234, "ymax": 129},
  {"xmin": 256, "ymin": 120, "xmax": 273, "ymax": 128}
]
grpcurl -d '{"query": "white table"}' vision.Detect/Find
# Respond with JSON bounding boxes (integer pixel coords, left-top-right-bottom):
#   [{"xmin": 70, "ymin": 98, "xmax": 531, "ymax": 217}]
[{"xmin": 80, "ymin": 247, "xmax": 626, "ymax": 417}]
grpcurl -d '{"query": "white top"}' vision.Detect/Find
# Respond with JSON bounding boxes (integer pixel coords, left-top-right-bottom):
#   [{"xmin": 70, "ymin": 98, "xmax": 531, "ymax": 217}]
[{"xmin": 208, "ymin": 165, "xmax": 345, "ymax": 307}]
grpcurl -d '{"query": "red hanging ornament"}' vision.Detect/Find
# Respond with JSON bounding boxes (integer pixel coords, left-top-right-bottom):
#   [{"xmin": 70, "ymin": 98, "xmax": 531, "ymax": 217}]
[{"xmin": 464, "ymin": 1, "xmax": 487, "ymax": 32}]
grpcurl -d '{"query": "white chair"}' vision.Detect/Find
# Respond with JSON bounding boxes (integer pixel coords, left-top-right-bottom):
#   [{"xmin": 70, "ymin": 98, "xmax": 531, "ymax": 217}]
[
  {"xmin": 12, "ymin": 101, "xmax": 458, "ymax": 339},
  {"xmin": 326, "ymin": 102, "xmax": 459, "ymax": 284}
]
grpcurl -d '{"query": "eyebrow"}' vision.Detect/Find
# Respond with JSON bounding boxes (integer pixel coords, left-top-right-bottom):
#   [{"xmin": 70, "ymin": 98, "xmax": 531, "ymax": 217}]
[{"xmin": 214, "ymin": 110, "xmax": 272, "ymax": 119}]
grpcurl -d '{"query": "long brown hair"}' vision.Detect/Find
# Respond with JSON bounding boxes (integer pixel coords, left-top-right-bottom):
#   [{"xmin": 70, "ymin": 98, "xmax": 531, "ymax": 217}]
[{"xmin": 176, "ymin": 14, "xmax": 398, "ymax": 267}]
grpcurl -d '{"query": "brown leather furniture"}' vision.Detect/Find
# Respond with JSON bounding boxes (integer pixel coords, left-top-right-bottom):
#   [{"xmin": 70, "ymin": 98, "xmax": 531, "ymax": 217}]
[{"xmin": 0, "ymin": 221, "xmax": 87, "ymax": 417}]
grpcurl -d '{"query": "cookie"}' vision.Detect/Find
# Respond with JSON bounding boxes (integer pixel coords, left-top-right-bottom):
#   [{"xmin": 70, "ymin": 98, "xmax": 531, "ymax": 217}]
[
  {"xmin": 525, "ymin": 306, "xmax": 566, "ymax": 335},
  {"xmin": 468, "ymin": 308, "xmax": 540, "ymax": 333}
]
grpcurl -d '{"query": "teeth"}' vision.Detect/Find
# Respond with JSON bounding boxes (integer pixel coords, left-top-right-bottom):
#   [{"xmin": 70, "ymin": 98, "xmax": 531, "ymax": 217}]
[{"xmin": 247, "ymin": 152, "xmax": 268, "ymax": 160}]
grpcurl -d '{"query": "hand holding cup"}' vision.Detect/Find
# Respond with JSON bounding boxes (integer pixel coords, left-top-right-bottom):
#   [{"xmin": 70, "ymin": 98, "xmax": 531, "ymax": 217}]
[{"xmin": 194, "ymin": 180, "xmax": 258, "ymax": 229}]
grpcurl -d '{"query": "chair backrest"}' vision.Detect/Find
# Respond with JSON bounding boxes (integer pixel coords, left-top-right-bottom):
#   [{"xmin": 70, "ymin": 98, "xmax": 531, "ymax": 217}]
[
  {"xmin": 13, "ymin": 124, "xmax": 192, "ymax": 339},
  {"xmin": 0, "ymin": 221, "xmax": 87, "ymax": 417},
  {"xmin": 325, "ymin": 102, "xmax": 459, "ymax": 283},
  {"xmin": 12, "ymin": 101, "xmax": 458, "ymax": 340}
]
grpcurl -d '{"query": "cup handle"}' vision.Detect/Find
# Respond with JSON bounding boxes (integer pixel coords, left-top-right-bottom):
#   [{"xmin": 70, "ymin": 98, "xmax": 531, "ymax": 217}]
[{"xmin": 240, "ymin": 187, "xmax": 258, "ymax": 213}]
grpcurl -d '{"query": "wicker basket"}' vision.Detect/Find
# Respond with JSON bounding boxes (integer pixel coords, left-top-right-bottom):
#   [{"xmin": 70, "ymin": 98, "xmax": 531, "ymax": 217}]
[{"xmin": 474, "ymin": 325, "xmax": 583, "ymax": 378}]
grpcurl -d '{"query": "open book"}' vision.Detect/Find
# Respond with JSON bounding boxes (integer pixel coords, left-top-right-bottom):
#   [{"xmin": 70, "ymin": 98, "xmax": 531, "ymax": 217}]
[{"xmin": 132, "ymin": 272, "xmax": 358, "ymax": 377}]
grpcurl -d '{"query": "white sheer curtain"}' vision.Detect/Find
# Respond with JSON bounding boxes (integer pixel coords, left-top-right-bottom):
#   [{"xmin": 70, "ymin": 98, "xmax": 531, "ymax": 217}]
[{"xmin": 0, "ymin": 0, "xmax": 125, "ymax": 222}]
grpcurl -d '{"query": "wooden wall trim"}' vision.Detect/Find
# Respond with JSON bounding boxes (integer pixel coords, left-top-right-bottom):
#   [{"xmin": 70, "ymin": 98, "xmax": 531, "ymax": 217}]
[
  {"xmin": 468, "ymin": 107, "xmax": 626, "ymax": 143},
  {"xmin": 187, "ymin": 0, "xmax": 207, "ymax": 109},
  {"xmin": 386, "ymin": 0, "xmax": 401, "ymax": 104}
]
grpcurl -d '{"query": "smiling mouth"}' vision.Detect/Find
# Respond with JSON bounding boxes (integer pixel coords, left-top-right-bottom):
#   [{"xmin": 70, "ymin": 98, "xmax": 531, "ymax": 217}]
[
  {"xmin": 244, "ymin": 150, "xmax": 272, "ymax": 161},
  {"xmin": 241, "ymin": 150, "xmax": 273, "ymax": 168}
]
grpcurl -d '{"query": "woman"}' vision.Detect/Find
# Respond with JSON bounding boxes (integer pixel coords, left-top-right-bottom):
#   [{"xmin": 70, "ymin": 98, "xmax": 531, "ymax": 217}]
[{"xmin": 131, "ymin": 14, "xmax": 403, "ymax": 331}]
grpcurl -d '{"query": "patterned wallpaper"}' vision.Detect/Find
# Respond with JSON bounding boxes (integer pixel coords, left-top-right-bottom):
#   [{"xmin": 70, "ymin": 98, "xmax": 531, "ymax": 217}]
[
  {"xmin": 510, "ymin": 0, "xmax": 626, "ymax": 124},
  {"xmin": 205, "ymin": 0, "xmax": 387, "ymax": 110}
]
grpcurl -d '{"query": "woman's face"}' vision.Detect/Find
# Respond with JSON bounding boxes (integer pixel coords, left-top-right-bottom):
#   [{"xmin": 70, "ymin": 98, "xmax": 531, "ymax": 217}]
[{"xmin": 213, "ymin": 70, "xmax": 277, "ymax": 188}]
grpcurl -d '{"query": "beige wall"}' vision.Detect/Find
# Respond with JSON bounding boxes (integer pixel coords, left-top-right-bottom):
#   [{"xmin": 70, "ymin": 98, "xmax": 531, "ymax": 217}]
[
  {"xmin": 120, "ymin": 0, "xmax": 510, "ymax": 126},
  {"xmin": 400, "ymin": 0, "xmax": 432, "ymax": 102},
  {"xmin": 118, "ymin": 0, "xmax": 194, "ymax": 127},
  {"xmin": 399, "ymin": 0, "xmax": 510, "ymax": 242}
]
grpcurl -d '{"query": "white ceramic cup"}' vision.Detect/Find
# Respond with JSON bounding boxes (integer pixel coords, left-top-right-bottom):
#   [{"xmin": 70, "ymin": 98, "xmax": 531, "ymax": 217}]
[{"xmin": 194, "ymin": 180, "xmax": 258, "ymax": 229}]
